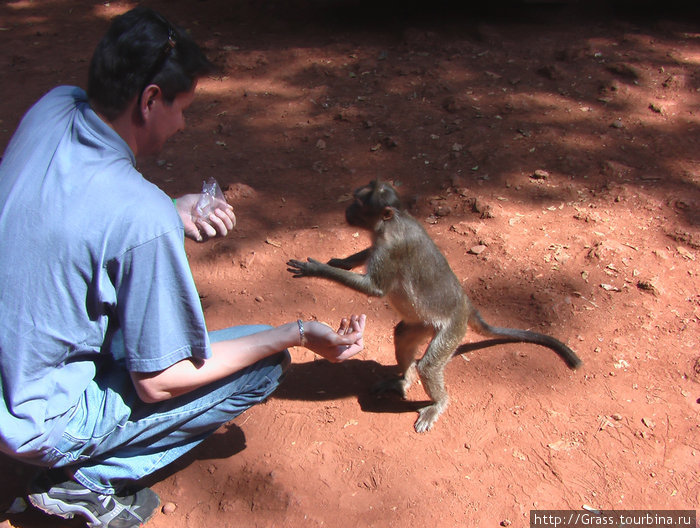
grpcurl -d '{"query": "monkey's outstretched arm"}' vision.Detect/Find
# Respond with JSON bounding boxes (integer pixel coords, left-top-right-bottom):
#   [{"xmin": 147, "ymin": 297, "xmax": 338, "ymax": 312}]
[
  {"xmin": 327, "ymin": 248, "xmax": 371, "ymax": 270},
  {"xmin": 287, "ymin": 258, "xmax": 385, "ymax": 297}
]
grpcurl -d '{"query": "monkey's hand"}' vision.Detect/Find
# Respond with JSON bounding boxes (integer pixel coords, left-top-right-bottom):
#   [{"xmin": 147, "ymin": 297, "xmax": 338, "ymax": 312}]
[{"xmin": 287, "ymin": 258, "xmax": 325, "ymax": 278}]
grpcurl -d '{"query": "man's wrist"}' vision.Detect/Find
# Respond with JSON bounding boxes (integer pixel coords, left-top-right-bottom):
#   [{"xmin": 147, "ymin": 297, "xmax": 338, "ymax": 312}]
[
  {"xmin": 297, "ymin": 319, "xmax": 307, "ymax": 347},
  {"xmin": 278, "ymin": 321, "xmax": 304, "ymax": 348}
]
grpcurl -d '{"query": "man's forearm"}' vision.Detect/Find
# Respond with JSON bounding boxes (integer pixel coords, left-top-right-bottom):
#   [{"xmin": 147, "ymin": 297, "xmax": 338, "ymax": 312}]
[{"xmin": 130, "ymin": 322, "xmax": 299, "ymax": 403}]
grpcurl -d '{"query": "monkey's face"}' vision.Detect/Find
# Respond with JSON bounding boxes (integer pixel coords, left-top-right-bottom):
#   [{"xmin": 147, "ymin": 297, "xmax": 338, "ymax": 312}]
[
  {"xmin": 345, "ymin": 181, "xmax": 401, "ymax": 230},
  {"xmin": 345, "ymin": 203, "xmax": 373, "ymax": 230}
]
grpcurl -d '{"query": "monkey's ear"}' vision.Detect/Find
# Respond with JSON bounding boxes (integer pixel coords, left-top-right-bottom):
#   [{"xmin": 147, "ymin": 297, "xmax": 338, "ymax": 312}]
[{"xmin": 382, "ymin": 207, "xmax": 395, "ymax": 221}]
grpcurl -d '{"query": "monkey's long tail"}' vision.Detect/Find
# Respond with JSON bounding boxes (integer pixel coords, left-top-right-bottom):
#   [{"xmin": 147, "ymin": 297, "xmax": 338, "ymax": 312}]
[{"xmin": 457, "ymin": 311, "xmax": 582, "ymax": 370}]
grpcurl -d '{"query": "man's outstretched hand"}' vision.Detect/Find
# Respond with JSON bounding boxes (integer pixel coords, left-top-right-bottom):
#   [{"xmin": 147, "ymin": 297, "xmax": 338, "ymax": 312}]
[
  {"xmin": 175, "ymin": 193, "xmax": 236, "ymax": 242},
  {"xmin": 303, "ymin": 314, "xmax": 366, "ymax": 363}
]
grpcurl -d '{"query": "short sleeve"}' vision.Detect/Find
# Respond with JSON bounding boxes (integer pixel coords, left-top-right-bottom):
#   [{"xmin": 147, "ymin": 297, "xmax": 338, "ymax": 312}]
[{"xmin": 109, "ymin": 227, "xmax": 211, "ymax": 373}]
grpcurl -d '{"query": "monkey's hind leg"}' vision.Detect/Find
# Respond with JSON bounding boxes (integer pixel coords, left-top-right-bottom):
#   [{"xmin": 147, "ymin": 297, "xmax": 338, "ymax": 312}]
[
  {"xmin": 414, "ymin": 324, "xmax": 465, "ymax": 433},
  {"xmin": 373, "ymin": 321, "xmax": 432, "ymax": 398}
]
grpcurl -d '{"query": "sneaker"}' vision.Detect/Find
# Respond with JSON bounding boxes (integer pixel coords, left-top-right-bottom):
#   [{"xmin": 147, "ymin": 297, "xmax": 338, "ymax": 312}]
[{"xmin": 27, "ymin": 470, "xmax": 160, "ymax": 528}]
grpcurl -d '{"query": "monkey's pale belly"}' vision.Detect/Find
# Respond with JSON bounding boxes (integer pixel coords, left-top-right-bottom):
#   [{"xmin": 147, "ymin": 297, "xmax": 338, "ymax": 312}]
[
  {"xmin": 387, "ymin": 291, "xmax": 449, "ymax": 326},
  {"xmin": 388, "ymin": 300, "xmax": 421, "ymax": 323}
]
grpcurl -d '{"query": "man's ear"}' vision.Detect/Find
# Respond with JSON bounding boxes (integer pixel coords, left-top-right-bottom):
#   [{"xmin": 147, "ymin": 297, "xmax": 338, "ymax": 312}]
[
  {"xmin": 139, "ymin": 84, "xmax": 161, "ymax": 120},
  {"xmin": 382, "ymin": 207, "xmax": 395, "ymax": 221}
]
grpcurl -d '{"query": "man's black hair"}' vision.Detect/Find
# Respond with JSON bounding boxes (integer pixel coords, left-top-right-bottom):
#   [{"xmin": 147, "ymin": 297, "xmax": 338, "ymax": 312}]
[{"xmin": 87, "ymin": 7, "xmax": 215, "ymax": 120}]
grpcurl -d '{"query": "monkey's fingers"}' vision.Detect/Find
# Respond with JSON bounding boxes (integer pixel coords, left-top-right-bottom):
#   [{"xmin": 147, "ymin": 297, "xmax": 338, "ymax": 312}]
[
  {"xmin": 287, "ymin": 258, "xmax": 316, "ymax": 267},
  {"xmin": 286, "ymin": 259, "xmax": 308, "ymax": 277}
]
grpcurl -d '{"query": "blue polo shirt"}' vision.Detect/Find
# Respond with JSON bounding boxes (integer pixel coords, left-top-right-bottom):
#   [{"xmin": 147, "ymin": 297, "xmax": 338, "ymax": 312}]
[{"xmin": 0, "ymin": 86, "xmax": 211, "ymax": 459}]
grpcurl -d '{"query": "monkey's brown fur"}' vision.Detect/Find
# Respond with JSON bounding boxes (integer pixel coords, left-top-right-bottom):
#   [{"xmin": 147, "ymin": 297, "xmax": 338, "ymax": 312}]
[{"xmin": 287, "ymin": 180, "xmax": 581, "ymax": 432}]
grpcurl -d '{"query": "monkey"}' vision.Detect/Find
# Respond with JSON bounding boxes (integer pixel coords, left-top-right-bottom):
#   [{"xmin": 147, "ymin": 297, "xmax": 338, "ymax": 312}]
[{"xmin": 287, "ymin": 180, "xmax": 582, "ymax": 433}]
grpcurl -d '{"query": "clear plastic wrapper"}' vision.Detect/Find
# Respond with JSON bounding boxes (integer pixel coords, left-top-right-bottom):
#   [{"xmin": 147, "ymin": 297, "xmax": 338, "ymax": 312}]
[{"xmin": 193, "ymin": 177, "xmax": 225, "ymax": 221}]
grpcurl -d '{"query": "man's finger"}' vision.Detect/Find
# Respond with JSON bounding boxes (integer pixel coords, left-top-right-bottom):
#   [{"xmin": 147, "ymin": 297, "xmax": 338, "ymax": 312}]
[
  {"xmin": 195, "ymin": 218, "xmax": 217, "ymax": 239},
  {"xmin": 205, "ymin": 214, "xmax": 229, "ymax": 237},
  {"xmin": 214, "ymin": 207, "xmax": 236, "ymax": 230}
]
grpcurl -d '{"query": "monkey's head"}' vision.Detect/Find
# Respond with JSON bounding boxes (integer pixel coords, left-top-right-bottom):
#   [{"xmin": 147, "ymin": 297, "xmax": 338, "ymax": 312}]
[{"xmin": 345, "ymin": 180, "xmax": 402, "ymax": 231}]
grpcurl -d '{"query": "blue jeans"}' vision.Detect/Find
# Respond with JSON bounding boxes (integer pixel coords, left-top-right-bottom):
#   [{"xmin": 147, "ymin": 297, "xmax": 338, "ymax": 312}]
[{"xmin": 42, "ymin": 325, "xmax": 290, "ymax": 494}]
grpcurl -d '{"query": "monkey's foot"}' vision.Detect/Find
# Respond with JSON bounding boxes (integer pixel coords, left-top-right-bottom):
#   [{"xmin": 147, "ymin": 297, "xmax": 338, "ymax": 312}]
[
  {"xmin": 414, "ymin": 403, "xmax": 446, "ymax": 433},
  {"xmin": 372, "ymin": 377, "xmax": 408, "ymax": 398}
]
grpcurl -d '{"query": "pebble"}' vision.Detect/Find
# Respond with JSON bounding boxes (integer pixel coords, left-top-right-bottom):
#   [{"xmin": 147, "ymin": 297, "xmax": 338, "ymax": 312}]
[
  {"xmin": 434, "ymin": 205, "xmax": 452, "ymax": 217},
  {"xmin": 162, "ymin": 502, "xmax": 177, "ymax": 515},
  {"xmin": 610, "ymin": 119, "xmax": 624, "ymax": 129},
  {"xmin": 637, "ymin": 279, "xmax": 660, "ymax": 296}
]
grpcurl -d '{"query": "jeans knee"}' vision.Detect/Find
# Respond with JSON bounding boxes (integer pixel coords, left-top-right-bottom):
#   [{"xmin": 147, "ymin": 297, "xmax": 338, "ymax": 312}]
[
  {"xmin": 263, "ymin": 349, "xmax": 291, "ymax": 390},
  {"xmin": 279, "ymin": 349, "xmax": 292, "ymax": 372}
]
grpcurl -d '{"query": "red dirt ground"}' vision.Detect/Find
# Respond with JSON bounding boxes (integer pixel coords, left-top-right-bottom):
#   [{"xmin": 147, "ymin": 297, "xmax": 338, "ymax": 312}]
[{"xmin": 1, "ymin": 1, "xmax": 698, "ymax": 527}]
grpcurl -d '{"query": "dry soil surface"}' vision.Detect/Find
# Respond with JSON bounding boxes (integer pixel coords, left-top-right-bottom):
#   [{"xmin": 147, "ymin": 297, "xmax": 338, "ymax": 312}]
[{"xmin": 0, "ymin": 1, "xmax": 698, "ymax": 527}]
